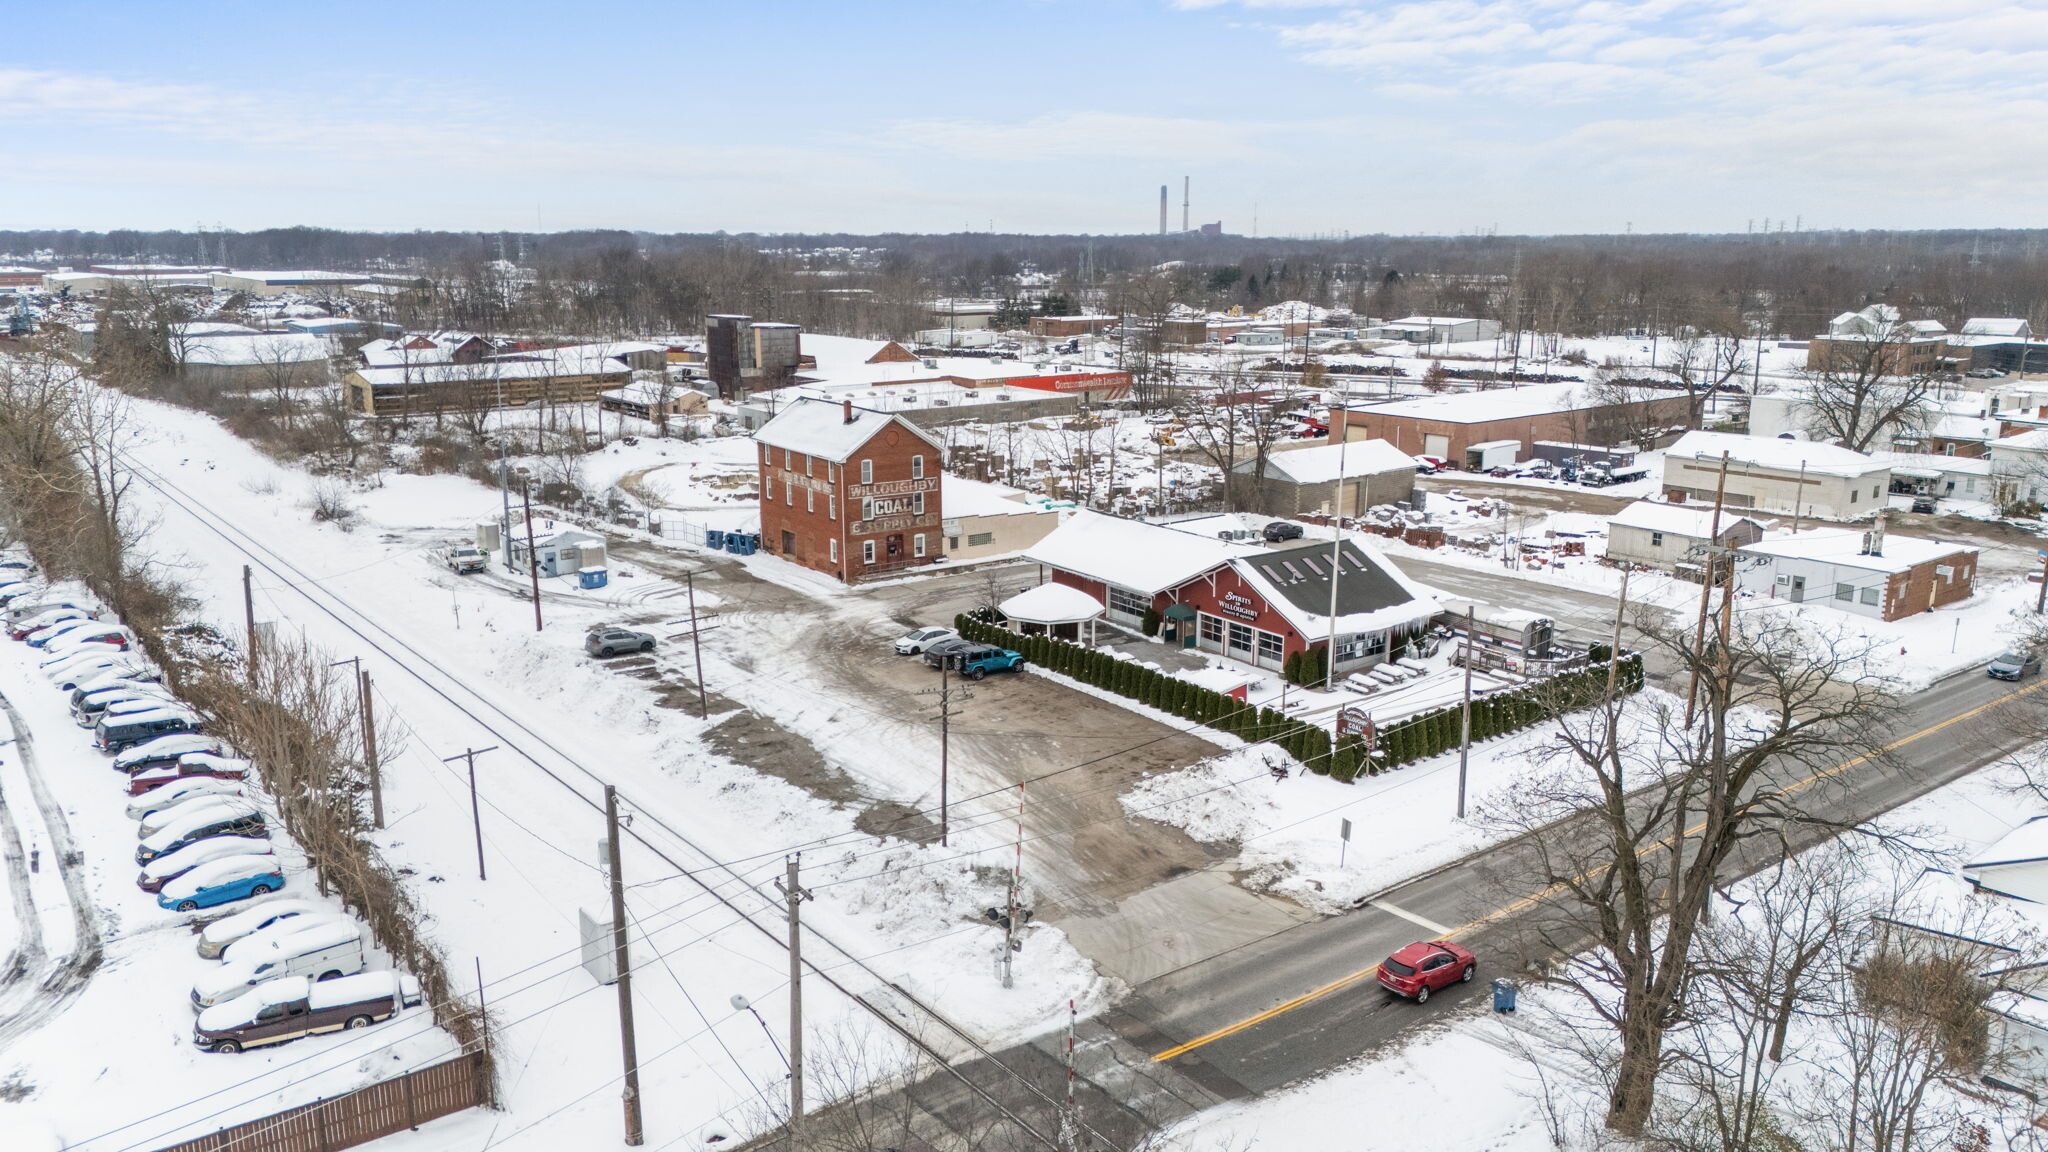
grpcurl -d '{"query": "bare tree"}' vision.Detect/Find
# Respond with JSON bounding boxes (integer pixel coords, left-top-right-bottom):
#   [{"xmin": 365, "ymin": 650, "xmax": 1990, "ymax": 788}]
[
  {"xmin": 1490, "ymin": 610, "xmax": 1899, "ymax": 1137},
  {"xmin": 1794, "ymin": 330, "xmax": 1944, "ymax": 452}
]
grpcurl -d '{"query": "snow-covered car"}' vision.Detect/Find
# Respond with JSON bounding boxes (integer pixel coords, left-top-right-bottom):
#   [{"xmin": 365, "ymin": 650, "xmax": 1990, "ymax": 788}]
[
  {"xmin": 9, "ymin": 607, "xmax": 88, "ymax": 640},
  {"xmin": 35, "ymin": 623, "xmax": 131, "ymax": 652},
  {"xmin": 159, "ymin": 856, "xmax": 286, "ymax": 914},
  {"xmin": 137, "ymin": 790, "xmax": 257, "ymax": 838},
  {"xmin": 139, "ymin": 838, "xmax": 273, "ymax": 893},
  {"xmin": 112, "ymin": 732, "xmax": 221, "ymax": 774},
  {"xmin": 72, "ymin": 681, "xmax": 173, "ymax": 725},
  {"xmin": 128, "ymin": 776, "xmax": 249, "ymax": 822},
  {"xmin": 894, "ymin": 626, "xmax": 958, "ymax": 655},
  {"xmin": 47, "ymin": 655, "xmax": 153, "ymax": 691},
  {"xmin": 96, "ymin": 707, "xmax": 203, "ymax": 754},
  {"xmin": 222, "ymin": 912, "xmax": 354, "ymax": 966},
  {"xmin": 1414, "ymin": 455, "xmax": 1449, "ymax": 474},
  {"xmin": 194, "ymin": 971, "xmax": 421, "ymax": 1053},
  {"xmin": 196, "ymin": 898, "xmax": 326, "ymax": 959},
  {"xmin": 136, "ymin": 799, "xmax": 266, "ymax": 863},
  {"xmin": 129, "ymin": 753, "xmax": 252, "ymax": 797},
  {"xmin": 191, "ymin": 920, "xmax": 367, "ymax": 1008}
]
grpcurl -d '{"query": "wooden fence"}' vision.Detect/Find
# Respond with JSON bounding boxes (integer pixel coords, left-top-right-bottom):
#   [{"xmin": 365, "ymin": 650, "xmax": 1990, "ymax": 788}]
[{"xmin": 154, "ymin": 1052, "xmax": 488, "ymax": 1152}]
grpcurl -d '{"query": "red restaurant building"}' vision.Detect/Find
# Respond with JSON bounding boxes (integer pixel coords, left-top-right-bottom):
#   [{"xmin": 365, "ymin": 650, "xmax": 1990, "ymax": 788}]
[
  {"xmin": 755, "ymin": 398, "xmax": 946, "ymax": 583},
  {"xmin": 1023, "ymin": 511, "xmax": 1440, "ymax": 673}
]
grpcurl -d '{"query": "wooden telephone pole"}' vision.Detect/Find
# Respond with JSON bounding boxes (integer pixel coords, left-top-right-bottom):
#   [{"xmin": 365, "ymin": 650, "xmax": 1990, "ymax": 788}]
[
  {"xmin": 242, "ymin": 565, "xmax": 259, "ymax": 686},
  {"xmin": 918, "ymin": 665, "xmax": 972, "ymax": 845},
  {"xmin": 443, "ymin": 747, "xmax": 498, "ymax": 881},
  {"xmin": 775, "ymin": 855, "xmax": 813, "ymax": 1144},
  {"xmin": 605, "ymin": 786, "xmax": 645, "ymax": 1145}
]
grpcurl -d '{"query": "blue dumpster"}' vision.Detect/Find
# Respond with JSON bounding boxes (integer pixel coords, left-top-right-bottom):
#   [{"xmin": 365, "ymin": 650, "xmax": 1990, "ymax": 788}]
[
  {"xmin": 578, "ymin": 566, "xmax": 609, "ymax": 590},
  {"xmin": 724, "ymin": 533, "xmax": 745, "ymax": 555},
  {"xmin": 705, "ymin": 529, "xmax": 726, "ymax": 550},
  {"xmin": 1491, "ymin": 978, "xmax": 1518, "ymax": 1014}
]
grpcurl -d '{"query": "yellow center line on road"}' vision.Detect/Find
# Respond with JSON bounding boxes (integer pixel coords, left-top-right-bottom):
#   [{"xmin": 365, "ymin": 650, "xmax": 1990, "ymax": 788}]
[{"xmin": 1149, "ymin": 677, "xmax": 2048, "ymax": 1063}]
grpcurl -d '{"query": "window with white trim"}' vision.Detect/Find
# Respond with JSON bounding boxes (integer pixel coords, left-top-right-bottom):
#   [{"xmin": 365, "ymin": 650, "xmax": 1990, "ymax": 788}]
[
  {"xmin": 913, "ymin": 492, "xmax": 925, "ymax": 515},
  {"xmin": 862, "ymin": 540, "xmax": 876, "ymax": 564},
  {"xmin": 805, "ymin": 488, "xmax": 814, "ymax": 513},
  {"xmin": 967, "ymin": 532, "xmax": 993, "ymax": 547},
  {"xmin": 1256, "ymin": 630, "xmax": 1285, "ymax": 663},
  {"xmin": 914, "ymin": 533, "xmax": 927, "ymax": 557},
  {"xmin": 912, "ymin": 455, "xmax": 925, "ymax": 479},
  {"xmin": 1859, "ymin": 586, "xmax": 1879, "ymax": 606},
  {"xmin": 861, "ymin": 459, "xmax": 873, "ymax": 485},
  {"xmin": 783, "ymin": 448, "xmax": 791, "ymax": 469},
  {"xmin": 785, "ymin": 479, "xmax": 794, "ymax": 504},
  {"xmin": 806, "ymin": 455, "xmax": 814, "ymax": 477},
  {"xmin": 1199, "ymin": 614, "xmax": 1225, "ymax": 645},
  {"xmin": 829, "ymin": 538, "xmax": 838, "ymax": 562},
  {"xmin": 1649, "ymin": 532, "xmax": 1664, "ymax": 548},
  {"xmin": 862, "ymin": 498, "xmax": 874, "ymax": 522},
  {"xmin": 1835, "ymin": 583, "xmax": 1854, "ymax": 601},
  {"xmin": 828, "ymin": 494, "xmax": 836, "ymax": 520}
]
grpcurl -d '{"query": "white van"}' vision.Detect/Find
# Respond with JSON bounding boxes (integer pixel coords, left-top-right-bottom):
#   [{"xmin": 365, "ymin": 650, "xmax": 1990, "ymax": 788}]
[{"xmin": 191, "ymin": 919, "xmax": 367, "ymax": 1009}]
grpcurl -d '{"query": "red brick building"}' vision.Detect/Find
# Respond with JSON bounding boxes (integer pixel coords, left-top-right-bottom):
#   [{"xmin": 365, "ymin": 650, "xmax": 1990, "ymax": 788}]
[
  {"xmin": 755, "ymin": 398, "xmax": 946, "ymax": 582},
  {"xmin": 1024, "ymin": 511, "xmax": 1440, "ymax": 673},
  {"xmin": 1331, "ymin": 381, "xmax": 1692, "ymax": 465}
]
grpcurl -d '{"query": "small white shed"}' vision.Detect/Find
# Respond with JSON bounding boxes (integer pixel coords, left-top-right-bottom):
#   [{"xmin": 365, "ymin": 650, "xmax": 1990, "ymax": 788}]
[{"xmin": 1966, "ymin": 816, "xmax": 2048, "ymax": 903}]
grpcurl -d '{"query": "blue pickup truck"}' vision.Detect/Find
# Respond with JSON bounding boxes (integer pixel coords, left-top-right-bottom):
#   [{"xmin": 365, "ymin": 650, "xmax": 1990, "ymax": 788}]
[{"xmin": 924, "ymin": 642, "xmax": 1026, "ymax": 680}]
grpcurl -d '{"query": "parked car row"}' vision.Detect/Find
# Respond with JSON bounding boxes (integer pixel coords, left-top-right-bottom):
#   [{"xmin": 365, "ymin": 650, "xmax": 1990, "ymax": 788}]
[
  {"xmin": 894, "ymin": 627, "xmax": 1028, "ymax": 681},
  {"xmin": 4, "ymin": 563, "xmax": 422, "ymax": 1054}
]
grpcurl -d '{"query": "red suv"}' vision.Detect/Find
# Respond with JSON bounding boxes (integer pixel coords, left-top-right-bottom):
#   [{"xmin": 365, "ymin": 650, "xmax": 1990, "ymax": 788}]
[{"xmin": 1377, "ymin": 940, "xmax": 1476, "ymax": 1003}]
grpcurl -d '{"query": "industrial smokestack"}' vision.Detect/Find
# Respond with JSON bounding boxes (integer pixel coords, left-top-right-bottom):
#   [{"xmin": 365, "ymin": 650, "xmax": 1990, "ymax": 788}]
[
  {"xmin": 1183, "ymin": 176, "xmax": 1189, "ymax": 233},
  {"xmin": 1159, "ymin": 185, "xmax": 1168, "ymax": 235}
]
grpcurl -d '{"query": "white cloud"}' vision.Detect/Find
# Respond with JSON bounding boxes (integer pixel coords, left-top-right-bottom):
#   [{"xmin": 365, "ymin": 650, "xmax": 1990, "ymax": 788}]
[{"xmin": 877, "ymin": 111, "xmax": 1294, "ymax": 162}]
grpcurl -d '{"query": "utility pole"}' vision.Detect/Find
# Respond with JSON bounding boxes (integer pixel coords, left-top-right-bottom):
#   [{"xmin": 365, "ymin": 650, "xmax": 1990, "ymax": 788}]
[
  {"xmin": 2036, "ymin": 548, "xmax": 2048, "ymax": 614},
  {"xmin": 1059, "ymin": 999, "xmax": 1081, "ymax": 1152},
  {"xmin": 775, "ymin": 855, "xmax": 813, "ymax": 1145},
  {"xmin": 1002, "ymin": 783, "xmax": 1026, "ymax": 989},
  {"xmin": 360, "ymin": 670, "xmax": 383, "ymax": 830},
  {"xmin": 1789, "ymin": 462, "xmax": 1807, "ymax": 534},
  {"xmin": 444, "ymin": 747, "xmax": 498, "ymax": 881},
  {"xmin": 686, "ymin": 572, "xmax": 710, "ymax": 719},
  {"xmin": 1605, "ymin": 567, "xmax": 1632, "ymax": 700},
  {"xmin": 605, "ymin": 786, "xmax": 645, "ymax": 1145},
  {"xmin": 917, "ymin": 665, "xmax": 971, "ymax": 845},
  {"xmin": 1322, "ymin": 431, "xmax": 1353, "ymax": 691},
  {"xmin": 1685, "ymin": 452, "xmax": 1733, "ymax": 725},
  {"xmin": 498, "ymin": 441, "xmax": 513, "ymax": 571},
  {"xmin": 520, "ymin": 480, "xmax": 543, "ymax": 633},
  {"xmin": 1455, "ymin": 606, "xmax": 1475, "ymax": 819},
  {"xmin": 242, "ymin": 565, "xmax": 258, "ymax": 686}
]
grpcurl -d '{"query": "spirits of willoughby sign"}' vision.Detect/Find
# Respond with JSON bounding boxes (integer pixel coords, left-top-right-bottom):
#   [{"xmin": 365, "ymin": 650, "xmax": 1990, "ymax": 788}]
[{"xmin": 1218, "ymin": 590, "xmax": 1262, "ymax": 622}]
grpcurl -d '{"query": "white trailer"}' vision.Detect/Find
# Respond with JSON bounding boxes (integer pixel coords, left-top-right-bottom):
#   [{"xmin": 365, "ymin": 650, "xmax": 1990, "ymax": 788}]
[{"xmin": 1465, "ymin": 439, "xmax": 1520, "ymax": 472}]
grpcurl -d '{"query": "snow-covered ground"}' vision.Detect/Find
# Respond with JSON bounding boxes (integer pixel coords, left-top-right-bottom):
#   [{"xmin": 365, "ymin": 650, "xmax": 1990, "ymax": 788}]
[
  {"xmin": 0, "ymin": 390, "xmax": 1106, "ymax": 1150},
  {"xmin": 1122, "ymin": 688, "xmax": 1686, "ymax": 914}
]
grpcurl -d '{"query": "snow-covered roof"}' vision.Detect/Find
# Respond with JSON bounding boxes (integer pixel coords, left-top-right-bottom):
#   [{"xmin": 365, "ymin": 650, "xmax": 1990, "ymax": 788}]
[
  {"xmin": 1230, "ymin": 538, "xmax": 1440, "ymax": 637},
  {"xmin": 1390, "ymin": 315, "xmax": 1483, "ymax": 326},
  {"xmin": 1000, "ymin": 582, "xmax": 1104, "ymax": 625},
  {"xmin": 1350, "ymin": 382, "xmax": 1600, "ymax": 423},
  {"xmin": 1738, "ymin": 529, "xmax": 1975, "ymax": 574},
  {"xmin": 351, "ymin": 357, "xmax": 629, "ymax": 388},
  {"xmin": 1665, "ymin": 431, "xmax": 1887, "ymax": 477},
  {"xmin": 601, "ymin": 380, "xmax": 702, "ymax": 406},
  {"xmin": 179, "ymin": 333, "xmax": 331, "ymax": 367},
  {"xmin": 1245, "ymin": 439, "xmax": 1417, "ymax": 483},
  {"xmin": 941, "ymin": 475, "xmax": 1041, "ymax": 518},
  {"xmin": 172, "ymin": 322, "xmax": 260, "ymax": 337},
  {"xmin": 1609, "ymin": 500, "xmax": 1762, "ymax": 539},
  {"xmin": 1963, "ymin": 318, "xmax": 2030, "ymax": 338},
  {"xmin": 1988, "ymin": 989, "xmax": 2048, "ymax": 1031},
  {"xmin": 1994, "ymin": 428, "xmax": 2048, "ymax": 453},
  {"xmin": 1969, "ymin": 816, "xmax": 2048, "ymax": 871},
  {"xmin": 1866, "ymin": 451, "xmax": 1992, "ymax": 477},
  {"xmin": 218, "ymin": 270, "xmax": 370, "ymax": 284},
  {"xmin": 752, "ymin": 397, "xmax": 943, "ymax": 464},
  {"xmin": 1024, "ymin": 510, "xmax": 1262, "ymax": 596}
]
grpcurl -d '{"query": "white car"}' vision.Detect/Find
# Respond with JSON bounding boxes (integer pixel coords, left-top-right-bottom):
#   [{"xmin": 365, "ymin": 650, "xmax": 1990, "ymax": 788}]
[
  {"xmin": 128, "ymin": 776, "xmax": 250, "ymax": 821},
  {"xmin": 196, "ymin": 898, "xmax": 326, "ymax": 959},
  {"xmin": 894, "ymin": 627, "xmax": 959, "ymax": 656}
]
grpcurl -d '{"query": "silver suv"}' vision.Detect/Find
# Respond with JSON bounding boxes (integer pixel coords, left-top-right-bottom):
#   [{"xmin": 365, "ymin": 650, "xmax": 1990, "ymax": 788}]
[{"xmin": 586, "ymin": 628, "xmax": 655, "ymax": 658}]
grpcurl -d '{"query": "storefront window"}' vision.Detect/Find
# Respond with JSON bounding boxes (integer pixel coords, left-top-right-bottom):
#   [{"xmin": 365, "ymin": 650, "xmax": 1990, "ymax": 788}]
[
  {"xmin": 1257, "ymin": 631, "xmax": 1285, "ymax": 663},
  {"xmin": 1200, "ymin": 614, "xmax": 1225, "ymax": 645},
  {"xmin": 1227, "ymin": 622, "xmax": 1254, "ymax": 654},
  {"xmin": 1106, "ymin": 585, "xmax": 1150, "ymax": 618}
]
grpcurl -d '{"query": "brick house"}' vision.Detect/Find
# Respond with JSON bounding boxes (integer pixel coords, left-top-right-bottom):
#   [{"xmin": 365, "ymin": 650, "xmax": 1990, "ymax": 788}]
[
  {"xmin": 1330, "ymin": 382, "xmax": 1692, "ymax": 463},
  {"xmin": 1734, "ymin": 526, "xmax": 1976, "ymax": 621},
  {"xmin": 754, "ymin": 398, "xmax": 945, "ymax": 582}
]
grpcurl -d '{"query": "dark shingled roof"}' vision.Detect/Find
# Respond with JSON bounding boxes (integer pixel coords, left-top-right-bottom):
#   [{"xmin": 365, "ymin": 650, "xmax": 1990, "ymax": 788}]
[{"xmin": 1243, "ymin": 540, "xmax": 1413, "ymax": 620}]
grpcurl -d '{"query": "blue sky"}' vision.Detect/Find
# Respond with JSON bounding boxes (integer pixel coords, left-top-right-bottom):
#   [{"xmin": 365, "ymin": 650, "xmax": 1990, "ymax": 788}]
[{"xmin": 4, "ymin": 0, "xmax": 2044, "ymax": 236}]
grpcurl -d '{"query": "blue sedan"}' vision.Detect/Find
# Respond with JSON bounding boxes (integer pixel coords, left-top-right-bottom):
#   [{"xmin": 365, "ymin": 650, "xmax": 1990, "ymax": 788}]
[{"xmin": 157, "ymin": 858, "xmax": 286, "ymax": 912}]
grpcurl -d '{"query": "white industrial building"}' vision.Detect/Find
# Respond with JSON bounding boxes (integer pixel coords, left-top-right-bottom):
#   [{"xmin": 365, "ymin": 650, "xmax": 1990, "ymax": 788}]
[
  {"xmin": 1365, "ymin": 316, "xmax": 1501, "ymax": 344},
  {"xmin": 1661, "ymin": 431, "xmax": 1891, "ymax": 522}
]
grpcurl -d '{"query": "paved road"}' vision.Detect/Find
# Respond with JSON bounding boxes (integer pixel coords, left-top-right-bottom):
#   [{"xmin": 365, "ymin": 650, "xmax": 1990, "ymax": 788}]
[
  {"xmin": 858, "ymin": 661, "xmax": 2040, "ymax": 1150},
  {"xmin": 1114, "ymin": 663, "xmax": 2031, "ymax": 1093}
]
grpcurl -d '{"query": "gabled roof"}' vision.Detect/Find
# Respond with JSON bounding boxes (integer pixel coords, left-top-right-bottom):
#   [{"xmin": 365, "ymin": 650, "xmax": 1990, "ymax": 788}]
[
  {"xmin": 1609, "ymin": 500, "xmax": 1763, "ymax": 539},
  {"xmin": 1968, "ymin": 816, "xmax": 2048, "ymax": 873},
  {"xmin": 1664, "ymin": 431, "xmax": 1887, "ymax": 477},
  {"xmin": 752, "ymin": 397, "xmax": 943, "ymax": 464},
  {"xmin": 1962, "ymin": 318, "xmax": 2030, "ymax": 338},
  {"xmin": 1349, "ymin": 382, "xmax": 1603, "ymax": 423},
  {"xmin": 1242, "ymin": 438, "xmax": 1417, "ymax": 483},
  {"xmin": 1229, "ymin": 538, "xmax": 1439, "ymax": 636},
  {"xmin": 1023, "ymin": 510, "xmax": 1262, "ymax": 596}
]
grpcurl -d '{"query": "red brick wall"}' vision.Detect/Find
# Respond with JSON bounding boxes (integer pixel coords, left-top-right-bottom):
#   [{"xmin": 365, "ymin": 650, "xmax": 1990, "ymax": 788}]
[
  {"xmin": 1885, "ymin": 552, "xmax": 1976, "ymax": 619},
  {"xmin": 1330, "ymin": 393, "xmax": 1693, "ymax": 460},
  {"xmin": 1164, "ymin": 568, "xmax": 1310, "ymax": 658},
  {"xmin": 757, "ymin": 420, "xmax": 943, "ymax": 582}
]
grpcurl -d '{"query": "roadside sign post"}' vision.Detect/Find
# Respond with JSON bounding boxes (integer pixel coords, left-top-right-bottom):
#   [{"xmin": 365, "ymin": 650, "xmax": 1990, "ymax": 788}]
[
  {"xmin": 1339, "ymin": 817, "xmax": 1352, "ymax": 869},
  {"xmin": 2037, "ymin": 550, "xmax": 2047, "ymax": 614}
]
